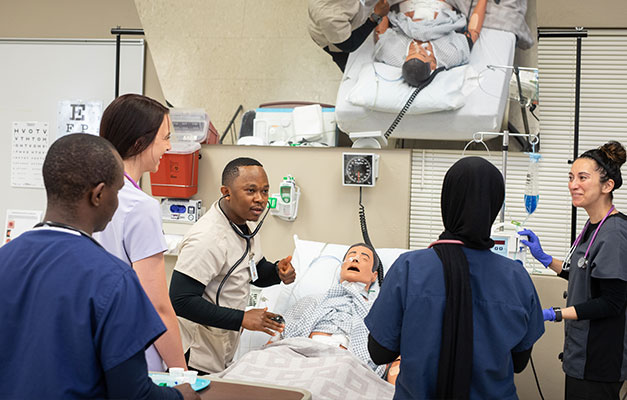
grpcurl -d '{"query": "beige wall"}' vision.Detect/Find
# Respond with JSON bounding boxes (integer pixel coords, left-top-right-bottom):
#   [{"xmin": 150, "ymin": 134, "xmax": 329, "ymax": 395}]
[
  {"xmin": 134, "ymin": 0, "xmax": 342, "ymax": 137},
  {"xmin": 538, "ymin": 1, "xmax": 627, "ymax": 28},
  {"xmin": 162, "ymin": 145, "xmax": 412, "ymax": 261}
]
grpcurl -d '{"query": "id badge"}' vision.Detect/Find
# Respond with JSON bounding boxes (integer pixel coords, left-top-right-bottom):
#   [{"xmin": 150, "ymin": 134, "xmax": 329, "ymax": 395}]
[{"xmin": 249, "ymin": 257, "xmax": 259, "ymax": 282}]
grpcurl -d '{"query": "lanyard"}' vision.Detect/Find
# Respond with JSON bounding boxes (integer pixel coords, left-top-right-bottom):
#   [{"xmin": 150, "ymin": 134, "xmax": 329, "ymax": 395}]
[
  {"xmin": 34, "ymin": 221, "xmax": 103, "ymax": 248},
  {"xmin": 124, "ymin": 172, "xmax": 142, "ymax": 190},
  {"xmin": 564, "ymin": 205, "xmax": 615, "ymax": 270},
  {"xmin": 428, "ymin": 239, "xmax": 465, "ymax": 248}
]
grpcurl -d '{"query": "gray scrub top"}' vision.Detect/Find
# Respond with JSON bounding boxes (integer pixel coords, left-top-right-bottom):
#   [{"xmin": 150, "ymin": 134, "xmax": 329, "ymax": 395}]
[{"xmin": 563, "ymin": 213, "xmax": 627, "ymax": 381}]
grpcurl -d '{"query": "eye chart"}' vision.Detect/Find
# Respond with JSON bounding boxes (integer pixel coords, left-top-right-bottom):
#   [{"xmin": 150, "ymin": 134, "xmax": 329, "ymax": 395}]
[{"xmin": 11, "ymin": 121, "xmax": 50, "ymax": 188}]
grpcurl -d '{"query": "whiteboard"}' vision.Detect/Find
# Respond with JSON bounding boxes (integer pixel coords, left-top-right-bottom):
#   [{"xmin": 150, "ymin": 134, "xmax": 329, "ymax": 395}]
[{"xmin": 0, "ymin": 38, "xmax": 144, "ymax": 241}]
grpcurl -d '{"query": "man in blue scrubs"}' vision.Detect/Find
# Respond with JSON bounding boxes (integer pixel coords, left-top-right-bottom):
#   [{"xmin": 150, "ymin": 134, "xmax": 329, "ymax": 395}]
[{"xmin": 0, "ymin": 134, "xmax": 198, "ymax": 399}]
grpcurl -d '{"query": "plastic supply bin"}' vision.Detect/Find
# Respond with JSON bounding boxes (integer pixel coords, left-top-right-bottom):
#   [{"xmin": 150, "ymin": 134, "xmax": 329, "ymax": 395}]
[
  {"xmin": 150, "ymin": 141, "xmax": 201, "ymax": 198},
  {"xmin": 150, "ymin": 108, "xmax": 209, "ymax": 198}
]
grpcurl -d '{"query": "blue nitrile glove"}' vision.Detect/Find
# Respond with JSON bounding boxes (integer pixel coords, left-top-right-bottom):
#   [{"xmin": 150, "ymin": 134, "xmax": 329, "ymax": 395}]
[
  {"xmin": 543, "ymin": 307, "xmax": 556, "ymax": 322},
  {"xmin": 518, "ymin": 229, "xmax": 553, "ymax": 267}
]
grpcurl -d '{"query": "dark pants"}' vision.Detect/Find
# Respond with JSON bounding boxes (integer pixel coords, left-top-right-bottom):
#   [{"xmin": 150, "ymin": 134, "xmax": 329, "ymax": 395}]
[
  {"xmin": 565, "ymin": 375, "xmax": 623, "ymax": 400},
  {"xmin": 184, "ymin": 349, "xmax": 212, "ymax": 376},
  {"xmin": 323, "ymin": 46, "xmax": 348, "ymax": 72}
]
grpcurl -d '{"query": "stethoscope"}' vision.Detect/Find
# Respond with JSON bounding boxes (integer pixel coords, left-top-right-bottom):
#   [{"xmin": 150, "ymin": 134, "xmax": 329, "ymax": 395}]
[
  {"xmin": 33, "ymin": 221, "xmax": 103, "ymax": 248},
  {"xmin": 563, "ymin": 205, "xmax": 615, "ymax": 271},
  {"xmin": 214, "ymin": 193, "xmax": 271, "ymax": 307}
]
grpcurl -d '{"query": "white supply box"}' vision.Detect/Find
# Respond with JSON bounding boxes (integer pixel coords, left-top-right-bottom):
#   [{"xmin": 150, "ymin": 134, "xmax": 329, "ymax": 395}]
[{"xmin": 252, "ymin": 106, "xmax": 336, "ymax": 146}]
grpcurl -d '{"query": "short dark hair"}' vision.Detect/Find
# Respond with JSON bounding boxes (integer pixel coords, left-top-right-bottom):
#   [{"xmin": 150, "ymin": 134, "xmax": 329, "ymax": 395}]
[
  {"xmin": 343, "ymin": 242, "xmax": 380, "ymax": 273},
  {"xmin": 43, "ymin": 134, "xmax": 122, "ymax": 206},
  {"xmin": 221, "ymin": 157, "xmax": 263, "ymax": 186},
  {"xmin": 100, "ymin": 94, "xmax": 169, "ymax": 159},
  {"xmin": 402, "ymin": 58, "xmax": 431, "ymax": 87}
]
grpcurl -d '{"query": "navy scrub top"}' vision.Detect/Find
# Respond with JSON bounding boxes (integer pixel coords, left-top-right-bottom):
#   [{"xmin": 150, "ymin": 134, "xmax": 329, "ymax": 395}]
[
  {"xmin": 365, "ymin": 247, "xmax": 544, "ymax": 400},
  {"xmin": 0, "ymin": 228, "xmax": 166, "ymax": 399}
]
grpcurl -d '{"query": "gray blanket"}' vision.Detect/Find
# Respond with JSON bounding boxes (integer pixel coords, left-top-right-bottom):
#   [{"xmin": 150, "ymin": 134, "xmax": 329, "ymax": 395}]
[
  {"xmin": 446, "ymin": 0, "xmax": 534, "ymax": 48},
  {"xmin": 218, "ymin": 338, "xmax": 395, "ymax": 400}
]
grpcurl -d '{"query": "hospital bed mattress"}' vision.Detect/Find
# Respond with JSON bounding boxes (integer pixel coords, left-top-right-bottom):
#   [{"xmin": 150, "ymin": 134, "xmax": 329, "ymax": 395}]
[{"xmin": 335, "ymin": 28, "xmax": 516, "ymax": 141}]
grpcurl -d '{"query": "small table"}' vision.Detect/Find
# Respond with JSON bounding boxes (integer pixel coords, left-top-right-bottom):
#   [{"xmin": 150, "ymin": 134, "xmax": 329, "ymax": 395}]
[{"xmin": 198, "ymin": 376, "xmax": 311, "ymax": 400}]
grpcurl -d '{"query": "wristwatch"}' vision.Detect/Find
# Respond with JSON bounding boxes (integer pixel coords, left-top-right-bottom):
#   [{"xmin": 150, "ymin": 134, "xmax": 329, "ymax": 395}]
[
  {"xmin": 370, "ymin": 12, "xmax": 383, "ymax": 24},
  {"xmin": 552, "ymin": 307, "xmax": 563, "ymax": 322}
]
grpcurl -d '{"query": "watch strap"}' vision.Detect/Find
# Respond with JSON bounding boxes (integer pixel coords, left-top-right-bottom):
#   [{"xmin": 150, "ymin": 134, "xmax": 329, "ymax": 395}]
[
  {"xmin": 370, "ymin": 12, "xmax": 382, "ymax": 24},
  {"xmin": 553, "ymin": 307, "xmax": 563, "ymax": 322}
]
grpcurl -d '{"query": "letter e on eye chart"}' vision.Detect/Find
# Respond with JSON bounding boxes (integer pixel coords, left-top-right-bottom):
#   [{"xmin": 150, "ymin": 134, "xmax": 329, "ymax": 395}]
[{"xmin": 11, "ymin": 121, "xmax": 50, "ymax": 188}]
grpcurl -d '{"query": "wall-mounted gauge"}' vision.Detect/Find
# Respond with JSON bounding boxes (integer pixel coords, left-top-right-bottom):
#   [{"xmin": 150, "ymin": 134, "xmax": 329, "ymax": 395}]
[{"xmin": 342, "ymin": 153, "xmax": 379, "ymax": 187}]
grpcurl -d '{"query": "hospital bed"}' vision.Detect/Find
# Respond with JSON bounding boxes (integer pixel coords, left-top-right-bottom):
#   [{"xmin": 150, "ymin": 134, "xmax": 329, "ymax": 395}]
[
  {"xmin": 235, "ymin": 235, "xmax": 408, "ymax": 358},
  {"xmin": 226, "ymin": 236, "xmax": 409, "ymax": 400},
  {"xmin": 335, "ymin": 27, "xmax": 516, "ymax": 141}
]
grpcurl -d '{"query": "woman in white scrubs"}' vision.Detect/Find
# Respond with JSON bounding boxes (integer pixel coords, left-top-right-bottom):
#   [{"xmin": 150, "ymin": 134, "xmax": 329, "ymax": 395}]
[{"xmin": 94, "ymin": 94, "xmax": 187, "ymax": 371}]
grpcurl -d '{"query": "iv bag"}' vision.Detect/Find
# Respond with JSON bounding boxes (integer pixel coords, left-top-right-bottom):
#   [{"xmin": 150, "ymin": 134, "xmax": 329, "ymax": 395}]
[{"xmin": 524, "ymin": 153, "xmax": 541, "ymax": 215}]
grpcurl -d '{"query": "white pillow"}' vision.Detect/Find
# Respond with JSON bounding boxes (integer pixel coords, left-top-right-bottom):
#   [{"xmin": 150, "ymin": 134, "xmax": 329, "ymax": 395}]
[{"xmin": 347, "ymin": 61, "xmax": 478, "ymax": 114}]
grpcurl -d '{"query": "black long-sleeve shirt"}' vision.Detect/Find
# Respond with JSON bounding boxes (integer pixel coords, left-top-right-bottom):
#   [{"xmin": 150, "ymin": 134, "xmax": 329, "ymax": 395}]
[
  {"xmin": 169, "ymin": 257, "xmax": 280, "ymax": 331},
  {"xmin": 558, "ymin": 272, "xmax": 627, "ymax": 320},
  {"xmin": 105, "ymin": 350, "xmax": 182, "ymax": 399},
  {"xmin": 333, "ymin": 17, "xmax": 377, "ymax": 53}
]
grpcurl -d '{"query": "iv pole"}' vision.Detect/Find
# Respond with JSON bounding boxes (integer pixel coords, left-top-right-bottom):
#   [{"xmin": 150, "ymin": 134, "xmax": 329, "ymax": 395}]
[
  {"xmin": 110, "ymin": 27, "xmax": 145, "ymax": 99},
  {"xmin": 537, "ymin": 28, "xmax": 587, "ymax": 244}
]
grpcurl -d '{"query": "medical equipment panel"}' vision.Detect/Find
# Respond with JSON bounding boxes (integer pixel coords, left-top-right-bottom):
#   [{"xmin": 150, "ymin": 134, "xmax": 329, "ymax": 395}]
[
  {"xmin": 270, "ymin": 175, "xmax": 300, "ymax": 221},
  {"xmin": 161, "ymin": 198, "xmax": 202, "ymax": 223},
  {"xmin": 491, "ymin": 223, "xmax": 526, "ymax": 265},
  {"xmin": 252, "ymin": 107, "xmax": 336, "ymax": 146},
  {"xmin": 342, "ymin": 153, "xmax": 379, "ymax": 187}
]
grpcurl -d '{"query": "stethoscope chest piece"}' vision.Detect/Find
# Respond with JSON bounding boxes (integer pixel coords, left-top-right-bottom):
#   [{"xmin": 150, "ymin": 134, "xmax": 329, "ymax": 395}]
[{"xmin": 577, "ymin": 257, "xmax": 588, "ymax": 269}]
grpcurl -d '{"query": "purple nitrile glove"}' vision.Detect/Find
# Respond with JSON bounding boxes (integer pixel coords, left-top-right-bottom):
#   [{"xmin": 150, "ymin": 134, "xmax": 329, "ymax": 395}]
[
  {"xmin": 518, "ymin": 229, "xmax": 553, "ymax": 267},
  {"xmin": 542, "ymin": 307, "xmax": 556, "ymax": 322}
]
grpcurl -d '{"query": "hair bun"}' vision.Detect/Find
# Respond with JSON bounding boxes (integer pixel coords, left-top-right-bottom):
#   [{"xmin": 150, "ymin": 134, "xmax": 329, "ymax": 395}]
[{"xmin": 600, "ymin": 141, "xmax": 626, "ymax": 167}]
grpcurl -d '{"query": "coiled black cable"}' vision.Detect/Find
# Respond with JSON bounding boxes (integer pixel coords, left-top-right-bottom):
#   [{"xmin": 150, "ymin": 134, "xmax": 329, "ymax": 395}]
[
  {"xmin": 359, "ymin": 187, "xmax": 384, "ymax": 287},
  {"xmin": 530, "ymin": 354, "xmax": 545, "ymax": 400},
  {"xmin": 384, "ymin": 67, "xmax": 445, "ymax": 140}
]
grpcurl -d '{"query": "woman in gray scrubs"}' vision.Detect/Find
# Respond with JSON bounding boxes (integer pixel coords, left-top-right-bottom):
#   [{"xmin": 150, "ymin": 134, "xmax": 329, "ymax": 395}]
[{"xmin": 520, "ymin": 141, "xmax": 627, "ymax": 399}]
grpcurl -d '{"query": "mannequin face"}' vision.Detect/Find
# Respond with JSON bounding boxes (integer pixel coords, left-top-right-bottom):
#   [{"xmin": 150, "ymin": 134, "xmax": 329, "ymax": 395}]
[
  {"xmin": 568, "ymin": 158, "xmax": 613, "ymax": 210},
  {"xmin": 340, "ymin": 245, "xmax": 377, "ymax": 289},
  {"xmin": 406, "ymin": 40, "xmax": 436, "ymax": 71},
  {"xmin": 141, "ymin": 114, "xmax": 171, "ymax": 173},
  {"xmin": 220, "ymin": 166, "xmax": 270, "ymax": 225}
]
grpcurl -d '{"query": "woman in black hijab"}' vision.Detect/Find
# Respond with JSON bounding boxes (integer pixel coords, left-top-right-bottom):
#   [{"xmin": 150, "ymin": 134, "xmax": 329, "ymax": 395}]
[{"xmin": 365, "ymin": 157, "xmax": 545, "ymax": 400}]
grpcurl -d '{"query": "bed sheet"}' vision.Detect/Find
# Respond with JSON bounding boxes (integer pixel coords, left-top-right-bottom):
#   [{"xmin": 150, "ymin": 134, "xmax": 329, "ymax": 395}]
[
  {"xmin": 222, "ymin": 338, "xmax": 394, "ymax": 400},
  {"xmin": 335, "ymin": 28, "xmax": 515, "ymax": 141}
]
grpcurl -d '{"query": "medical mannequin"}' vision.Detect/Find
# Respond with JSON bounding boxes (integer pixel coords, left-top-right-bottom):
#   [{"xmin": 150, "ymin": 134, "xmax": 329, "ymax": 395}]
[
  {"xmin": 307, "ymin": 244, "xmax": 378, "ymax": 343},
  {"xmin": 309, "ymin": 0, "xmax": 390, "ymax": 71},
  {"xmin": 169, "ymin": 157, "xmax": 296, "ymax": 375},
  {"xmin": 374, "ymin": 0, "xmax": 487, "ymax": 86},
  {"xmin": 281, "ymin": 243, "xmax": 387, "ymax": 376},
  {"xmin": 0, "ymin": 134, "xmax": 197, "ymax": 400}
]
